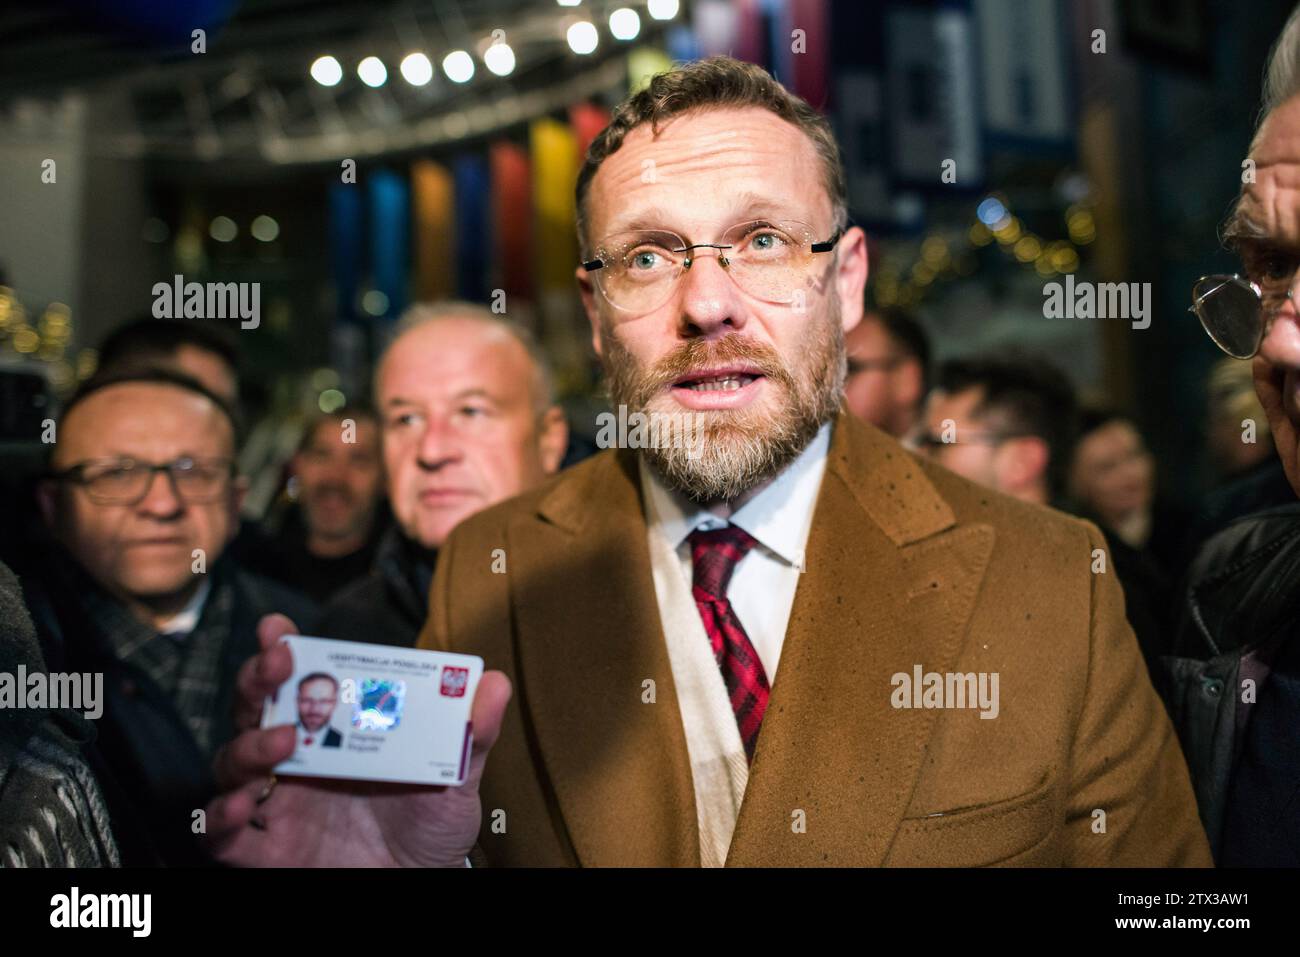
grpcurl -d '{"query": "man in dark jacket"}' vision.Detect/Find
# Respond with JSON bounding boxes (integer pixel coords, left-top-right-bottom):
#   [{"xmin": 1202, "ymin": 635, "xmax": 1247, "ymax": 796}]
[
  {"xmin": 1163, "ymin": 505, "xmax": 1300, "ymax": 863},
  {"xmin": 313, "ymin": 302, "xmax": 568, "ymax": 647},
  {"xmin": 23, "ymin": 368, "xmax": 311, "ymax": 865},
  {"xmin": 234, "ymin": 406, "xmax": 389, "ymax": 605},
  {"xmin": 1171, "ymin": 3, "xmax": 1300, "ymax": 865}
]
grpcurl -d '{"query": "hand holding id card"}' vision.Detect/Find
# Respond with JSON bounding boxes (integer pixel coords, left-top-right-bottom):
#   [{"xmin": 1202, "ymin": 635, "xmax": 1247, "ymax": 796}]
[{"xmin": 261, "ymin": 635, "xmax": 484, "ymax": 786}]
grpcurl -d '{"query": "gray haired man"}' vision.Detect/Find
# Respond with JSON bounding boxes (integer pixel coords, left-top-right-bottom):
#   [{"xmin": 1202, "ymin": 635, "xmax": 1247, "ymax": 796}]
[
  {"xmin": 1176, "ymin": 2, "xmax": 1300, "ymax": 865},
  {"xmin": 312, "ymin": 302, "xmax": 568, "ymax": 648}
]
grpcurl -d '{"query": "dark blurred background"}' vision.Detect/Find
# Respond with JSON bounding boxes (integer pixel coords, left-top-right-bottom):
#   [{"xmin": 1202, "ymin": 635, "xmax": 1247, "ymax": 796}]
[{"xmin": 0, "ymin": 0, "xmax": 1292, "ymax": 514}]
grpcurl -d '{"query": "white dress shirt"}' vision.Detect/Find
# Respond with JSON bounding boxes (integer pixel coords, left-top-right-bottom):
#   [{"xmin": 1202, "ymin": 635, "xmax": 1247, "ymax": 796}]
[
  {"xmin": 156, "ymin": 578, "xmax": 211, "ymax": 639},
  {"xmin": 640, "ymin": 421, "xmax": 831, "ymax": 866},
  {"xmin": 297, "ymin": 722, "xmax": 340, "ymax": 749}
]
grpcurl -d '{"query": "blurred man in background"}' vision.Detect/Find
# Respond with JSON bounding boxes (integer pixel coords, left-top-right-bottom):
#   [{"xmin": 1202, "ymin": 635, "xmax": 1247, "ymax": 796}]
[
  {"xmin": 21, "ymin": 369, "xmax": 310, "ymax": 865},
  {"xmin": 238, "ymin": 406, "xmax": 387, "ymax": 604},
  {"xmin": 313, "ymin": 302, "xmax": 568, "ymax": 648},
  {"xmin": 96, "ymin": 316, "xmax": 241, "ymax": 409},
  {"xmin": 917, "ymin": 354, "xmax": 1077, "ymax": 508},
  {"xmin": 842, "ymin": 306, "xmax": 929, "ymax": 441}
]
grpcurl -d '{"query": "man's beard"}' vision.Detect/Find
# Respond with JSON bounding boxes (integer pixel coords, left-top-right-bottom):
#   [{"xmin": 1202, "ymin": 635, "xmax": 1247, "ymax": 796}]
[{"xmin": 602, "ymin": 299, "xmax": 846, "ymax": 504}]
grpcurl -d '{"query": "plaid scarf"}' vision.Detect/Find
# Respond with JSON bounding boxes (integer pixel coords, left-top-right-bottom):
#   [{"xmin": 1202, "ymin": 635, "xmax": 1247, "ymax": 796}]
[{"xmin": 46, "ymin": 552, "xmax": 236, "ymax": 758}]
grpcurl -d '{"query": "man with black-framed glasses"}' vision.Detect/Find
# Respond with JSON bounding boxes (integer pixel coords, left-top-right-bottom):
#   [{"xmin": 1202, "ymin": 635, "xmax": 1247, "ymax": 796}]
[
  {"xmin": 918, "ymin": 355, "xmax": 1078, "ymax": 509},
  {"xmin": 843, "ymin": 307, "xmax": 931, "ymax": 440},
  {"xmin": 20, "ymin": 368, "xmax": 311, "ymax": 866}
]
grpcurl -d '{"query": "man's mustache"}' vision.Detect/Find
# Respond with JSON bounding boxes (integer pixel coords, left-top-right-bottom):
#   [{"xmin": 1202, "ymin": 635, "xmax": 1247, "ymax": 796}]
[{"xmin": 634, "ymin": 335, "xmax": 796, "ymax": 402}]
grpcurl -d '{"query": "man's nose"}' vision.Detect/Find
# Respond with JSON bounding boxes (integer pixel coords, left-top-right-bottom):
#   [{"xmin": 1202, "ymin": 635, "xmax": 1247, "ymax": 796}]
[
  {"xmin": 320, "ymin": 458, "xmax": 351, "ymax": 484},
  {"xmin": 677, "ymin": 249, "xmax": 747, "ymax": 337},
  {"xmin": 1259, "ymin": 281, "xmax": 1300, "ymax": 369},
  {"xmin": 415, "ymin": 418, "xmax": 463, "ymax": 470},
  {"xmin": 136, "ymin": 469, "xmax": 185, "ymax": 516}
]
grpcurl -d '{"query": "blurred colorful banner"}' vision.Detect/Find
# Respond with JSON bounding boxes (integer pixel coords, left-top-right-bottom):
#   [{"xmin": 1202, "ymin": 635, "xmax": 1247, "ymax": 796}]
[
  {"xmin": 570, "ymin": 102, "xmax": 612, "ymax": 162},
  {"xmin": 368, "ymin": 170, "xmax": 410, "ymax": 319},
  {"xmin": 530, "ymin": 118, "xmax": 578, "ymax": 292},
  {"xmin": 454, "ymin": 154, "xmax": 490, "ymax": 300},
  {"xmin": 411, "ymin": 159, "xmax": 455, "ymax": 303},
  {"xmin": 491, "ymin": 141, "xmax": 533, "ymax": 302},
  {"xmin": 788, "ymin": 0, "xmax": 829, "ymax": 109},
  {"xmin": 328, "ymin": 182, "xmax": 363, "ymax": 323},
  {"xmin": 628, "ymin": 46, "xmax": 674, "ymax": 92}
]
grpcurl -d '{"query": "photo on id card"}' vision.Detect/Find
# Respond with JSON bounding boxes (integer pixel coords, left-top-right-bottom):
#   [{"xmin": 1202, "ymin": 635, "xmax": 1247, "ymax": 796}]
[{"xmin": 261, "ymin": 634, "xmax": 483, "ymax": 786}]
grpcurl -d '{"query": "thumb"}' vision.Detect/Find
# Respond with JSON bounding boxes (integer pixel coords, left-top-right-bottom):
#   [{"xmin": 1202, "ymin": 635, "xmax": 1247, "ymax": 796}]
[
  {"xmin": 257, "ymin": 613, "xmax": 300, "ymax": 651},
  {"xmin": 462, "ymin": 671, "xmax": 511, "ymax": 790}
]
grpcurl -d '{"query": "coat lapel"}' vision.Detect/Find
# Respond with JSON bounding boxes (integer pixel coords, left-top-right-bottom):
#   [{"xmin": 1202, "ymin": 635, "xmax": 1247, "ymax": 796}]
[
  {"xmin": 508, "ymin": 449, "xmax": 700, "ymax": 866},
  {"xmin": 726, "ymin": 414, "xmax": 995, "ymax": 866}
]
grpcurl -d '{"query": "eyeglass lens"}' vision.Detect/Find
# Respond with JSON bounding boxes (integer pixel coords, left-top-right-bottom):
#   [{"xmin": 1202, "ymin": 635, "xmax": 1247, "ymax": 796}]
[{"xmin": 1193, "ymin": 276, "xmax": 1266, "ymax": 359}]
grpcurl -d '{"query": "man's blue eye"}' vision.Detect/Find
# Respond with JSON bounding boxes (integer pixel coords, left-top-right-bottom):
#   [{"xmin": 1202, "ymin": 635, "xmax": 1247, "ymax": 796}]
[{"xmin": 747, "ymin": 231, "xmax": 789, "ymax": 252}]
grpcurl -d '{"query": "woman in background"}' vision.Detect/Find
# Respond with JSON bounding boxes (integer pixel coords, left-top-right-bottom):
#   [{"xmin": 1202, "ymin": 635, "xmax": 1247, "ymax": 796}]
[{"xmin": 1069, "ymin": 410, "xmax": 1187, "ymax": 671}]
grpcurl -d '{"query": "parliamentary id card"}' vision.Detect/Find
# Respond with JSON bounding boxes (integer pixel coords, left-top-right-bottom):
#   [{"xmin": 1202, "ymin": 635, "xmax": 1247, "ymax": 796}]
[{"xmin": 261, "ymin": 634, "xmax": 483, "ymax": 786}]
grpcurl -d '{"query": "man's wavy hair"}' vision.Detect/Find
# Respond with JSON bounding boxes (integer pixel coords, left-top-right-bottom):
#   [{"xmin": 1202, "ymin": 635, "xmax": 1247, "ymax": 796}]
[
  {"xmin": 574, "ymin": 55, "xmax": 848, "ymax": 250},
  {"xmin": 1261, "ymin": 2, "xmax": 1300, "ymax": 126}
]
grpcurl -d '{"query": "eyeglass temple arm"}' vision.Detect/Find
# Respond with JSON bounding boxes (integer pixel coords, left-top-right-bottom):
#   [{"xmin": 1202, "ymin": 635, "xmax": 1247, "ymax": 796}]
[
  {"xmin": 811, "ymin": 230, "xmax": 843, "ymax": 254},
  {"xmin": 1189, "ymin": 277, "xmax": 1235, "ymax": 311}
]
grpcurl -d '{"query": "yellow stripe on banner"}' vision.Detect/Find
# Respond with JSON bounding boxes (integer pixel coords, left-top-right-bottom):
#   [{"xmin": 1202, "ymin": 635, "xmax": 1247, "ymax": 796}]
[
  {"xmin": 530, "ymin": 118, "xmax": 578, "ymax": 292},
  {"xmin": 411, "ymin": 159, "xmax": 455, "ymax": 302},
  {"xmin": 628, "ymin": 46, "xmax": 673, "ymax": 94}
]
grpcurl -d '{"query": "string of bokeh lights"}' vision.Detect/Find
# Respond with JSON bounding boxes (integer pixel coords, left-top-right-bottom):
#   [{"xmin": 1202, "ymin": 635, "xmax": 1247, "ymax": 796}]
[{"xmin": 308, "ymin": 1, "xmax": 680, "ymax": 89}]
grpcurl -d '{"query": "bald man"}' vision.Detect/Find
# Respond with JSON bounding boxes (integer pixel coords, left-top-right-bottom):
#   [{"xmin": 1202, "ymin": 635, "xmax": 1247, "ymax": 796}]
[{"xmin": 313, "ymin": 302, "xmax": 568, "ymax": 648}]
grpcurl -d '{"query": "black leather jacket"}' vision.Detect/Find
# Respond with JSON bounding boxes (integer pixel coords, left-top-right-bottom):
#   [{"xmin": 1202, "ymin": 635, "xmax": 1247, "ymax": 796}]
[
  {"xmin": 312, "ymin": 527, "xmax": 434, "ymax": 649},
  {"xmin": 1159, "ymin": 502, "xmax": 1300, "ymax": 861}
]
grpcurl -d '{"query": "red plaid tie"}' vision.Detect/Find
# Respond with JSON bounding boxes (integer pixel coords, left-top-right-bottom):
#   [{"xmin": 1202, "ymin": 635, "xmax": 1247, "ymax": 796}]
[{"xmin": 688, "ymin": 525, "xmax": 770, "ymax": 762}]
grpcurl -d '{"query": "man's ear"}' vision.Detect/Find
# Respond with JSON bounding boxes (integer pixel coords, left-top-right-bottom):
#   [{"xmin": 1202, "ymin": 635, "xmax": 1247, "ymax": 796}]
[
  {"xmin": 537, "ymin": 405, "xmax": 569, "ymax": 474},
  {"xmin": 576, "ymin": 265, "xmax": 605, "ymax": 360},
  {"xmin": 834, "ymin": 226, "xmax": 869, "ymax": 336}
]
